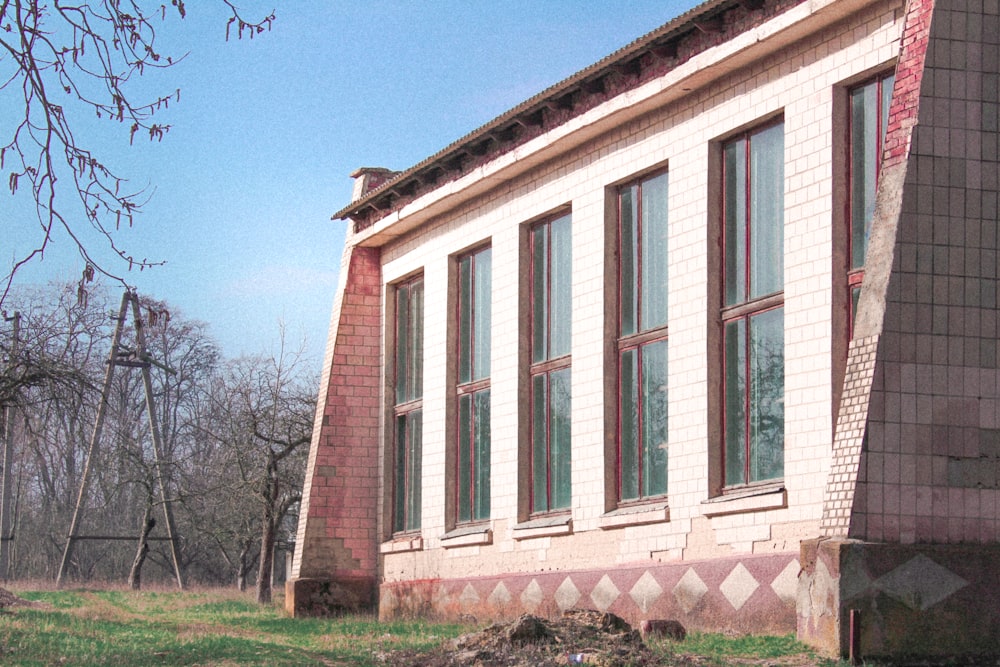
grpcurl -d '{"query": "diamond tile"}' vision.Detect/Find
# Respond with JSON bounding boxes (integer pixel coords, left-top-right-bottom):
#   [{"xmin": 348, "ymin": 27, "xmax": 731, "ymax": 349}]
[
  {"xmin": 720, "ymin": 563, "xmax": 760, "ymax": 611},
  {"xmin": 672, "ymin": 568, "xmax": 707, "ymax": 614},
  {"xmin": 590, "ymin": 575, "xmax": 621, "ymax": 611},
  {"xmin": 875, "ymin": 554, "xmax": 968, "ymax": 611},
  {"xmin": 555, "ymin": 576, "xmax": 581, "ymax": 611},
  {"xmin": 521, "ymin": 579, "xmax": 544, "ymax": 612},
  {"xmin": 459, "ymin": 583, "xmax": 480, "ymax": 608},
  {"xmin": 770, "ymin": 559, "xmax": 800, "ymax": 604},
  {"xmin": 488, "ymin": 582, "xmax": 512, "ymax": 607},
  {"xmin": 631, "ymin": 571, "xmax": 664, "ymax": 613}
]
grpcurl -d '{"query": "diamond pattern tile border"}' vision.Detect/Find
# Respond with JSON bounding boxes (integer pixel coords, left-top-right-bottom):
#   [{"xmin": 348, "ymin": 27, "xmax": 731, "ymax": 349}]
[{"xmin": 380, "ymin": 552, "xmax": 799, "ymax": 634}]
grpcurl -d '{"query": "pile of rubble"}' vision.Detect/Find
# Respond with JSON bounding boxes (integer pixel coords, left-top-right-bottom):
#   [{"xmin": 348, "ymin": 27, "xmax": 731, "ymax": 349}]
[
  {"xmin": 377, "ymin": 609, "xmax": 697, "ymax": 667},
  {"xmin": 0, "ymin": 587, "xmax": 35, "ymax": 609}
]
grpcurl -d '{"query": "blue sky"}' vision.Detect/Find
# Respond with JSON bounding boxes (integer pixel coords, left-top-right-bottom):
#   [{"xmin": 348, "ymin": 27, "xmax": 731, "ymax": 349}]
[{"xmin": 6, "ymin": 1, "xmax": 699, "ymax": 364}]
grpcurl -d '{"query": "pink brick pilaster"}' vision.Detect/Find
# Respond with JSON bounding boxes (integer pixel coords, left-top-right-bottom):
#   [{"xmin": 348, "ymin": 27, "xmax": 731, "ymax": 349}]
[{"xmin": 287, "ymin": 242, "xmax": 382, "ymax": 616}]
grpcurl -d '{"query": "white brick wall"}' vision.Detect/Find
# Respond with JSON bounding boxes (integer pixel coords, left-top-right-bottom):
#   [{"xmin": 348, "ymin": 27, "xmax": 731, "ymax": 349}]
[{"xmin": 377, "ymin": 0, "xmax": 904, "ymax": 580}]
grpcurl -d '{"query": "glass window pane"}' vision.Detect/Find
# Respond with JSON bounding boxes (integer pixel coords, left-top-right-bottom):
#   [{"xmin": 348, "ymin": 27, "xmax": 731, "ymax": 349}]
[
  {"xmin": 851, "ymin": 84, "xmax": 878, "ymax": 270},
  {"xmin": 473, "ymin": 248, "xmax": 492, "ymax": 381},
  {"xmin": 749, "ymin": 308, "xmax": 784, "ymax": 482},
  {"xmin": 532, "ymin": 226, "xmax": 548, "ymax": 363},
  {"xmin": 474, "ymin": 389, "xmax": 491, "ymax": 520},
  {"xmin": 549, "ymin": 368, "xmax": 572, "ymax": 510},
  {"xmin": 458, "ymin": 257, "xmax": 473, "ymax": 385},
  {"xmin": 620, "ymin": 185, "xmax": 639, "ymax": 337},
  {"xmin": 641, "ymin": 339, "xmax": 668, "ymax": 497},
  {"xmin": 880, "ymin": 75, "xmax": 894, "ymax": 140},
  {"xmin": 532, "ymin": 374, "xmax": 548, "ymax": 512},
  {"xmin": 409, "ymin": 281, "xmax": 424, "ymax": 401},
  {"xmin": 851, "ymin": 286, "xmax": 862, "ymax": 331},
  {"xmin": 408, "ymin": 411, "xmax": 423, "ymax": 530},
  {"xmin": 620, "ymin": 348, "xmax": 639, "ymax": 501},
  {"xmin": 396, "ymin": 286, "xmax": 410, "ymax": 399},
  {"xmin": 549, "ymin": 214, "xmax": 573, "ymax": 358},
  {"xmin": 724, "ymin": 139, "xmax": 747, "ymax": 306},
  {"xmin": 458, "ymin": 394, "xmax": 472, "ymax": 522},
  {"xmin": 393, "ymin": 416, "xmax": 407, "ymax": 533},
  {"xmin": 641, "ymin": 172, "xmax": 669, "ymax": 331},
  {"xmin": 724, "ymin": 319, "xmax": 747, "ymax": 486},
  {"xmin": 749, "ymin": 124, "xmax": 784, "ymax": 299}
]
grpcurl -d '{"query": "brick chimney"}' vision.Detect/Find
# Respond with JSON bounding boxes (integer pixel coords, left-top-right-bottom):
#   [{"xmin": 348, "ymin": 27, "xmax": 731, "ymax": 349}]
[{"xmin": 350, "ymin": 167, "xmax": 399, "ymax": 202}]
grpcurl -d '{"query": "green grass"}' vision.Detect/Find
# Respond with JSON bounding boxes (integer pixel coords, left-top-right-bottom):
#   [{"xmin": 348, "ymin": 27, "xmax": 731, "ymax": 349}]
[{"xmin": 0, "ymin": 587, "xmax": 836, "ymax": 666}]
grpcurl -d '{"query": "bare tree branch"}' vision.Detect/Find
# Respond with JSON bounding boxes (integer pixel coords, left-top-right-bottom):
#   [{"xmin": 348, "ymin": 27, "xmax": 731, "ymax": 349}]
[{"xmin": 0, "ymin": 1, "xmax": 275, "ymax": 306}]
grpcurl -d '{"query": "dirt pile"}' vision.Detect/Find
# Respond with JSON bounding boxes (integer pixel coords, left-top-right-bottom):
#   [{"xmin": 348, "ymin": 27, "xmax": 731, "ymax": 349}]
[
  {"xmin": 376, "ymin": 609, "xmax": 700, "ymax": 667},
  {"xmin": 0, "ymin": 587, "xmax": 36, "ymax": 609}
]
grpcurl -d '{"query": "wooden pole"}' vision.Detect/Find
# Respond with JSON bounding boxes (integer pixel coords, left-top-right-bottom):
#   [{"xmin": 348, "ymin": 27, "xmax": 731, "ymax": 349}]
[
  {"xmin": 57, "ymin": 292, "xmax": 129, "ymax": 586},
  {"xmin": 128, "ymin": 291, "xmax": 184, "ymax": 589},
  {"xmin": 0, "ymin": 311, "xmax": 21, "ymax": 579}
]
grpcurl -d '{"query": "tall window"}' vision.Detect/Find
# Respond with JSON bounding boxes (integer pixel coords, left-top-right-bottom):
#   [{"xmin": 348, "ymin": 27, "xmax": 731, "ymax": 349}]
[
  {"xmin": 618, "ymin": 172, "xmax": 669, "ymax": 502},
  {"xmin": 530, "ymin": 213, "xmax": 572, "ymax": 513},
  {"xmin": 848, "ymin": 73, "xmax": 894, "ymax": 331},
  {"xmin": 393, "ymin": 276, "xmax": 423, "ymax": 533},
  {"xmin": 722, "ymin": 122, "xmax": 785, "ymax": 488},
  {"xmin": 456, "ymin": 247, "xmax": 492, "ymax": 523}
]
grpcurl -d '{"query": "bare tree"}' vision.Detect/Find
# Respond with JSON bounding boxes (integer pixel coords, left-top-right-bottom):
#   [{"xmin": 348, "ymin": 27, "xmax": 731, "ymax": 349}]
[
  {"xmin": 194, "ymin": 334, "xmax": 314, "ymax": 602},
  {"xmin": 0, "ymin": 2, "xmax": 275, "ymax": 305}
]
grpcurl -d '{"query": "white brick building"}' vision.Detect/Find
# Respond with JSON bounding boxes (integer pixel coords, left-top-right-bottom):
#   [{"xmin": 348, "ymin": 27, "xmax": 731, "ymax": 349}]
[{"xmin": 289, "ymin": 0, "xmax": 1000, "ymax": 659}]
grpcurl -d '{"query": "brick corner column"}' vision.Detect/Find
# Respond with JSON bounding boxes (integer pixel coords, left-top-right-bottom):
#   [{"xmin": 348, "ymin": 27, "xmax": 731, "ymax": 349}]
[{"xmin": 286, "ymin": 242, "xmax": 382, "ymax": 617}]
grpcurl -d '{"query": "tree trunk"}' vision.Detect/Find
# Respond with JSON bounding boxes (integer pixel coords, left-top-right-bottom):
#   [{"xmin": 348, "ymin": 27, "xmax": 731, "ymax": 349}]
[
  {"xmin": 256, "ymin": 456, "xmax": 277, "ymax": 604},
  {"xmin": 127, "ymin": 509, "xmax": 155, "ymax": 590},
  {"xmin": 236, "ymin": 540, "xmax": 252, "ymax": 592}
]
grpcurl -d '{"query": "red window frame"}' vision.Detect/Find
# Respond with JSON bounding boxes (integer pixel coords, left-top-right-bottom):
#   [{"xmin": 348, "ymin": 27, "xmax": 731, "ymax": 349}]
[
  {"xmin": 721, "ymin": 121, "xmax": 785, "ymax": 488},
  {"xmin": 392, "ymin": 275, "xmax": 423, "ymax": 534},
  {"xmin": 529, "ymin": 212, "xmax": 572, "ymax": 514},
  {"xmin": 847, "ymin": 72, "xmax": 894, "ymax": 335},
  {"xmin": 617, "ymin": 171, "xmax": 669, "ymax": 503},
  {"xmin": 456, "ymin": 246, "xmax": 491, "ymax": 524}
]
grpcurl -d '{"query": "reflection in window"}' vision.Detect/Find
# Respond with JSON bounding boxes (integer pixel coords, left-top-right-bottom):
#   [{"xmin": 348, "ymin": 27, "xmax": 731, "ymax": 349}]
[
  {"xmin": 618, "ymin": 172, "xmax": 669, "ymax": 502},
  {"xmin": 457, "ymin": 247, "xmax": 492, "ymax": 523},
  {"xmin": 530, "ymin": 213, "xmax": 572, "ymax": 513},
  {"xmin": 393, "ymin": 276, "xmax": 423, "ymax": 533},
  {"xmin": 722, "ymin": 123, "xmax": 785, "ymax": 487}
]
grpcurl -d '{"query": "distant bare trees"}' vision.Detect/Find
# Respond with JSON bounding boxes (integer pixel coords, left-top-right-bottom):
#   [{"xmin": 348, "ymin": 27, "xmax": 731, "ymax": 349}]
[{"xmin": 0, "ymin": 283, "xmax": 314, "ymax": 597}]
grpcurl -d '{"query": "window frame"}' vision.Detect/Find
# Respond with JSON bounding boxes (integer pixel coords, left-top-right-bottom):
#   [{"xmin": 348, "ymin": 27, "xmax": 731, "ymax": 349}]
[
  {"xmin": 846, "ymin": 71, "xmax": 894, "ymax": 336},
  {"xmin": 528, "ymin": 211, "xmax": 573, "ymax": 516},
  {"xmin": 616, "ymin": 170, "xmax": 670, "ymax": 505},
  {"xmin": 455, "ymin": 245, "xmax": 492, "ymax": 525},
  {"xmin": 391, "ymin": 275, "xmax": 424, "ymax": 535},
  {"xmin": 719, "ymin": 120, "xmax": 786, "ymax": 491}
]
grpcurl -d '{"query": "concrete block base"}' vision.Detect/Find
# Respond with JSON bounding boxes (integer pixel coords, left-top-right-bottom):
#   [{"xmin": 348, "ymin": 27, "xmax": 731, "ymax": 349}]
[
  {"xmin": 798, "ymin": 538, "xmax": 1000, "ymax": 661},
  {"xmin": 285, "ymin": 576, "xmax": 376, "ymax": 617}
]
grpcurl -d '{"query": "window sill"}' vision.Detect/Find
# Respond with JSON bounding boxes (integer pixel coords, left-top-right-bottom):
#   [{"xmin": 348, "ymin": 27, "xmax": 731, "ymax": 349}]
[
  {"xmin": 440, "ymin": 524, "xmax": 493, "ymax": 548},
  {"xmin": 379, "ymin": 535, "xmax": 423, "ymax": 554},
  {"xmin": 513, "ymin": 514, "xmax": 572, "ymax": 540},
  {"xmin": 700, "ymin": 483, "xmax": 786, "ymax": 518},
  {"xmin": 599, "ymin": 501, "xmax": 670, "ymax": 530}
]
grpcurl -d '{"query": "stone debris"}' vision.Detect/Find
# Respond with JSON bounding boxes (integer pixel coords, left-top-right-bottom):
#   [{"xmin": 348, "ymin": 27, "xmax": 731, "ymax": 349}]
[{"xmin": 376, "ymin": 609, "xmax": 699, "ymax": 667}]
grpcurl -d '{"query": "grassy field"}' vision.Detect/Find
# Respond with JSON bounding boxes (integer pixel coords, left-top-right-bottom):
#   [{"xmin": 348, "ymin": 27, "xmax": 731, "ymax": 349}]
[{"xmin": 0, "ymin": 585, "xmax": 834, "ymax": 666}]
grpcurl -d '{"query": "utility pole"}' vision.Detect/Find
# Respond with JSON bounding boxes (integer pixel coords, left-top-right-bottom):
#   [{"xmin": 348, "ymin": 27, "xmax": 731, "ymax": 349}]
[
  {"xmin": 56, "ymin": 290, "xmax": 184, "ymax": 588},
  {"xmin": 0, "ymin": 311, "xmax": 21, "ymax": 579},
  {"xmin": 57, "ymin": 294, "xmax": 129, "ymax": 586}
]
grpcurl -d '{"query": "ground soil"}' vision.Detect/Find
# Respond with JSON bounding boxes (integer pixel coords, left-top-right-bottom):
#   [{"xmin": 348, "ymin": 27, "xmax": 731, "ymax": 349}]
[{"xmin": 374, "ymin": 609, "xmax": 822, "ymax": 667}]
